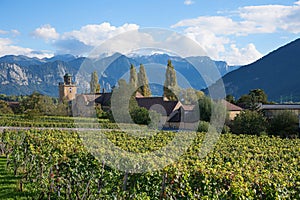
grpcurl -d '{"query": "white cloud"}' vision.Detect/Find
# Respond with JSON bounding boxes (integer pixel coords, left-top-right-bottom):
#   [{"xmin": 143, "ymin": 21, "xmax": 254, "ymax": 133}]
[
  {"xmin": 0, "ymin": 29, "xmax": 20, "ymax": 36},
  {"xmin": 183, "ymin": 28, "xmax": 229, "ymax": 58},
  {"xmin": 184, "ymin": 0, "xmax": 194, "ymax": 5},
  {"xmin": 0, "ymin": 30, "xmax": 8, "ymax": 35},
  {"xmin": 62, "ymin": 22, "xmax": 139, "ymax": 47},
  {"xmin": 0, "ymin": 38, "xmax": 53, "ymax": 58},
  {"xmin": 11, "ymin": 29, "xmax": 20, "ymax": 36},
  {"xmin": 32, "ymin": 24, "xmax": 59, "ymax": 40},
  {"xmin": 173, "ymin": 1, "xmax": 300, "ymax": 35},
  {"xmin": 238, "ymin": 3, "xmax": 300, "ymax": 34},
  {"xmin": 171, "ymin": 1, "xmax": 300, "ymax": 65},
  {"xmin": 220, "ymin": 43, "xmax": 263, "ymax": 65}
]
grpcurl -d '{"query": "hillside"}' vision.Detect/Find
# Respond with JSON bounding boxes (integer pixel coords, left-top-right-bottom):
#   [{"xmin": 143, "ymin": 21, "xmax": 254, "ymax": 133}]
[
  {"xmin": 0, "ymin": 54, "xmax": 238, "ymax": 97},
  {"xmin": 211, "ymin": 38, "xmax": 300, "ymax": 102}
]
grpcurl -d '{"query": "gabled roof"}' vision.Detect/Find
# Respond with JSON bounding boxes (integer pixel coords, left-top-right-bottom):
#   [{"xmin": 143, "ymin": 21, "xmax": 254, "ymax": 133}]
[
  {"xmin": 181, "ymin": 104, "xmax": 195, "ymax": 111},
  {"xmin": 221, "ymin": 99, "xmax": 243, "ymax": 111},
  {"xmin": 94, "ymin": 93, "xmax": 112, "ymax": 106},
  {"xmin": 78, "ymin": 94, "xmax": 100, "ymax": 103},
  {"xmin": 136, "ymin": 97, "xmax": 181, "ymax": 116},
  {"xmin": 135, "ymin": 91, "xmax": 144, "ymax": 98},
  {"xmin": 168, "ymin": 106, "xmax": 199, "ymax": 123}
]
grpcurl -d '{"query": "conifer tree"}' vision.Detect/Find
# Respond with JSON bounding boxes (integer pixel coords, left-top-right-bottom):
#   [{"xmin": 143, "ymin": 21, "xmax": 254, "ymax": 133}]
[
  {"xmin": 137, "ymin": 64, "xmax": 151, "ymax": 97},
  {"xmin": 90, "ymin": 71, "xmax": 100, "ymax": 93},
  {"xmin": 164, "ymin": 60, "xmax": 178, "ymax": 100},
  {"xmin": 129, "ymin": 64, "xmax": 138, "ymax": 88}
]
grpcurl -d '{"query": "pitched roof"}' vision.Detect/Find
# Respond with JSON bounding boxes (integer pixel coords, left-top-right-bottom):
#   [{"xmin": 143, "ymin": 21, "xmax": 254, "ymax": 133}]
[
  {"xmin": 181, "ymin": 104, "xmax": 195, "ymax": 111},
  {"xmin": 94, "ymin": 93, "xmax": 112, "ymax": 106},
  {"xmin": 135, "ymin": 91, "xmax": 144, "ymax": 98},
  {"xmin": 221, "ymin": 99, "xmax": 243, "ymax": 111},
  {"xmin": 79, "ymin": 94, "xmax": 100, "ymax": 103},
  {"xmin": 168, "ymin": 106, "xmax": 199, "ymax": 123},
  {"xmin": 136, "ymin": 97, "xmax": 180, "ymax": 116}
]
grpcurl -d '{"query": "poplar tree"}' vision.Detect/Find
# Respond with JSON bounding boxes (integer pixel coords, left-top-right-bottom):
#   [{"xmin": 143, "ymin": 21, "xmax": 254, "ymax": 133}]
[
  {"xmin": 90, "ymin": 71, "xmax": 100, "ymax": 93},
  {"xmin": 129, "ymin": 64, "xmax": 138, "ymax": 88},
  {"xmin": 137, "ymin": 64, "xmax": 151, "ymax": 97},
  {"xmin": 164, "ymin": 59, "xmax": 178, "ymax": 100}
]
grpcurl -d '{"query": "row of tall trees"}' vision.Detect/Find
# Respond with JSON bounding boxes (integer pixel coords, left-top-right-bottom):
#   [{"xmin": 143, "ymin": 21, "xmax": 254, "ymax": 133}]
[
  {"xmin": 129, "ymin": 60, "xmax": 179, "ymax": 99},
  {"xmin": 90, "ymin": 59, "xmax": 180, "ymax": 99},
  {"xmin": 130, "ymin": 64, "xmax": 152, "ymax": 97}
]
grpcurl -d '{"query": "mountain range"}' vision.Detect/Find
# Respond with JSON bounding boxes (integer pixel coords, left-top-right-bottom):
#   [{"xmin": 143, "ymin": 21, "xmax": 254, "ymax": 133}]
[
  {"xmin": 0, "ymin": 53, "xmax": 238, "ymax": 97},
  {"xmin": 209, "ymin": 38, "xmax": 300, "ymax": 102},
  {"xmin": 1, "ymin": 38, "xmax": 299, "ymax": 102}
]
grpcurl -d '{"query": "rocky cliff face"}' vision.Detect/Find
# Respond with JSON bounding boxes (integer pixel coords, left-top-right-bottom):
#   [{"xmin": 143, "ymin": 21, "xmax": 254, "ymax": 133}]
[
  {"xmin": 0, "ymin": 54, "xmax": 238, "ymax": 97},
  {"xmin": 0, "ymin": 57, "xmax": 81, "ymax": 96},
  {"xmin": 0, "ymin": 63, "xmax": 29, "ymax": 86}
]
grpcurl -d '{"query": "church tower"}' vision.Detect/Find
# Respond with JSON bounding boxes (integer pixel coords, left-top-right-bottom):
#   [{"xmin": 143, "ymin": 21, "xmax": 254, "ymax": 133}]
[{"xmin": 59, "ymin": 73, "xmax": 77, "ymax": 102}]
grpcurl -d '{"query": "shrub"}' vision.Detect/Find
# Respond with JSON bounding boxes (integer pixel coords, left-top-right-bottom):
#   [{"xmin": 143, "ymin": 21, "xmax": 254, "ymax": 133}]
[
  {"xmin": 222, "ymin": 125, "xmax": 231, "ymax": 134},
  {"xmin": 0, "ymin": 100, "xmax": 13, "ymax": 115},
  {"xmin": 130, "ymin": 107, "xmax": 150, "ymax": 125},
  {"xmin": 198, "ymin": 121, "xmax": 210, "ymax": 132},
  {"xmin": 268, "ymin": 111, "xmax": 299, "ymax": 138},
  {"xmin": 231, "ymin": 110, "xmax": 267, "ymax": 135},
  {"xmin": 148, "ymin": 110, "xmax": 161, "ymax": 129}
]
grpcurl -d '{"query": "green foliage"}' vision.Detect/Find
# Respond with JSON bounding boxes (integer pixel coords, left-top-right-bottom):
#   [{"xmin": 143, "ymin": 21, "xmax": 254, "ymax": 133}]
[
  {"xmin": 231, "ymin": 110, "xmax": 267, "ymax": 135},
  {"xmin": 90, "ymin": 71, "xmax": 100, "ymax": 93},
  {"xmin": 164, "ymin": 60, "xmax": 179, "ymax": 101},
  {"xmin": 249, "ymin": 89, "xmax": 268, "ymax": 104},
  {"xmin": 237, "ymin": 89, "xmax": 268, "ymax": 110},
  {"xmin": 0, "ymin": 100, "xmax": 13, "ymax": 115},
  {"xmin": 0, "ymin": 94, "xmax": 24, "ymax": 102},
  {"xmin": 268, "ymin": 111, "xmax": 299, "ymax": 138},
  {"xmin": 129, "ymin": 64, "xmax": 138, "ymax": 88},
  {"xmin": 137, "ymin": 64, "xmax": 151, "ymax": 97},
  {"xmin": 0, "ymin": 114, "xmax": 116, "ymax": 129},
  {"xmin": 110, "ymin": 79, "xmax": 139, "ymax": 123},
  {"xmin": 222, "ymin": 124, "xmax": 231, "ymax": 134},
  {"xmin": 2, "ymin": 130, "xmax": 300, "ymax": 199},
  {"xmin": 197, "ymin": 121, "xmax": 209, "ymax": 132},
  {"xmin": 179, "ymin": 88, "xmax": 204, "ymax": 104},
  {"xmin": 198, "ymin": 96, "xmax": 212, "ymax": 122},
  {"xmin": 95, "ymin": 104, "xmax": 108, "ymax": 119},
  {"xmin": 18, "ymin": 93, "xmax": 71, "ymax": 117},
  {"xmin": 130, "ymin": 107, "xmax": 150, "ymax": 125},
  {"xmin": 0, "ymin": 156, "xmax": 35, "ymax": 199},
  {"xmin": 148, "ymin": 110, "xmax": 161, "ymax": 129},
  {"xmin": 225, "ymin": 94, "xmax": 235, "ymax": 104}
]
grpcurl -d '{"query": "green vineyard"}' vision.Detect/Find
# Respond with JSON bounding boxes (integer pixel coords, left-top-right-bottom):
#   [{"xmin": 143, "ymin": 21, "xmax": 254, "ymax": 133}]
[{"xmin": 1, "ymin": 128, "xmax": 300, "ymax": 199}]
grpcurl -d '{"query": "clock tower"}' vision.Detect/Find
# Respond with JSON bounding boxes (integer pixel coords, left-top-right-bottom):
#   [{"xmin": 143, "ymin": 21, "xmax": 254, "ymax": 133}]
[{"xmin": 59, "ymin": 73, "xmax": 77, "ymax": 102}]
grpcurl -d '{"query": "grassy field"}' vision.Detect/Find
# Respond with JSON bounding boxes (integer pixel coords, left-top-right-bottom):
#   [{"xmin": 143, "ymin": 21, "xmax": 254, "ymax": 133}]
[{"xmin": 0, "ymin": 156, "xmax": 33, "ymax": 200}]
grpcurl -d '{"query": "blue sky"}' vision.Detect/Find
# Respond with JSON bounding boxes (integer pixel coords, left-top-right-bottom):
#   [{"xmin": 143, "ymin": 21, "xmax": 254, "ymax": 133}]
[{"xmin": 0, "ymin": 0, "xmax": 300, "ymax": 65}]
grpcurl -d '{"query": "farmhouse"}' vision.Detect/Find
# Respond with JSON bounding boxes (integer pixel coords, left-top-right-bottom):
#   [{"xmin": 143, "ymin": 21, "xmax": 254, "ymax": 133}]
[
  {"xmin": 135, "ymin": 96, "xmax": 182, "ymax": 128},
  {"xmin": 220, "ymin": 99, "xmax": 243, "ymax": 120},
  {"xmin": 167, "ymin": 105, "xmax": 199, "ymax": 130}
]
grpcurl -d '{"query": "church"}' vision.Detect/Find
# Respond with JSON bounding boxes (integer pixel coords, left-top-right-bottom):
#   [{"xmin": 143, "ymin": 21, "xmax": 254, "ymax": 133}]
[{"xmin": 58, "ymin": 73, "xmax": 77, "ymax": 102}]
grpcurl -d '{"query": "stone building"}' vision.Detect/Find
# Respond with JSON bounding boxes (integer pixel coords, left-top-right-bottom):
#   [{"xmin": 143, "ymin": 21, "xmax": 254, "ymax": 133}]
[{"xmin": 59, "ymin": 73, "xmax": 77, "ymax": 102}]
